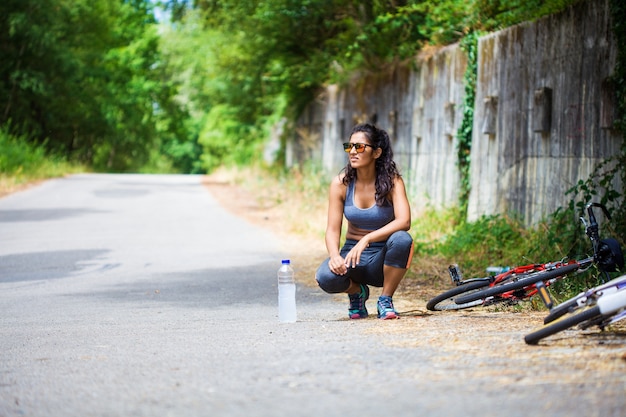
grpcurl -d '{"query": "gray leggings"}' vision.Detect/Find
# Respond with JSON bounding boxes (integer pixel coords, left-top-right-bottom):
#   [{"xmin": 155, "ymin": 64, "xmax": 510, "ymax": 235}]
[{"xmin": 315, "ymin": 231, "xmax": 414, "ymax": 294}]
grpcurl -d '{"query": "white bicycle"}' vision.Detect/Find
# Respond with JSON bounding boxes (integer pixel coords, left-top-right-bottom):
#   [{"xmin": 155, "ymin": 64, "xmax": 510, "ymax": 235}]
[{"xmin": 524, "ymin": 274, "xmax": 626, "ymax": 345}]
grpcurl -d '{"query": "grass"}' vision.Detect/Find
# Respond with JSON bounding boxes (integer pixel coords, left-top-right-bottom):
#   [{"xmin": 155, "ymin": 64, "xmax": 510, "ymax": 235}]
[{"xmin": 0, "ymin": 129, "xmax": 86, "ymax": 197}]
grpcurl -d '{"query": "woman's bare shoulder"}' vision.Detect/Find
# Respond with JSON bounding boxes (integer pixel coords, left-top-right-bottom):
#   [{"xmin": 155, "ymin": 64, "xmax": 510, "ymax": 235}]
[
  {"xmin": 393, "ymin": 175, "xmax": 406, "ymax": 187},
  {"xmin": 329, "ymin": 173, "xmax": 347, "ymax": 199},
  {"xmin": 331, "ymin": 173, "xmax": 347, "ymax": 187}
]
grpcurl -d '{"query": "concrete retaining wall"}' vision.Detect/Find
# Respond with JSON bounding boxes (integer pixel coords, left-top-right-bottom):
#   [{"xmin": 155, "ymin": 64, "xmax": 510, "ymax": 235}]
[
  {"xmin": 467, "ymin": 0, "xmax": 620, "ymax": 224},
  {"xmin": 289, "ymin": 0, "xmax": 621, "ymax": 225}
]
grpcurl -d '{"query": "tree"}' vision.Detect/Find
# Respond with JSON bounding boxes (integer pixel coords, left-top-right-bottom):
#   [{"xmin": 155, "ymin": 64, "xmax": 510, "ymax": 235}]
[{"xmin": 0, "ymin": 0, "xmax": 193, "ymax": 172}]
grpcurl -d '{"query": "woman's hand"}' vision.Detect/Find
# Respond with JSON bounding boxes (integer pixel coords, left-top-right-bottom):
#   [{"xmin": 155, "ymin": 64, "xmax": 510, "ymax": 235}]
[
  {"xmin": 329, "ymin": 254, "xmax": 348, "ymax": 275},
  {"xmin": 344, "ymin": 237, "xmax": 370, "ymax": 269}
]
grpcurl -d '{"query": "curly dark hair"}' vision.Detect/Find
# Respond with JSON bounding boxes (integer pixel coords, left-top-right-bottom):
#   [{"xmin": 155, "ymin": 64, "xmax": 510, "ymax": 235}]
[{"xmin": 342, "ymin": 123, "xmax": 400, "ymax": 206}]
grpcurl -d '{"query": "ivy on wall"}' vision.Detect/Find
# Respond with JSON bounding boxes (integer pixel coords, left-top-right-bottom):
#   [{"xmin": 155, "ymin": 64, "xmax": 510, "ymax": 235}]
[{"xmin": 456, "ymin": 31, "xmax": 480, "ymax": 214}]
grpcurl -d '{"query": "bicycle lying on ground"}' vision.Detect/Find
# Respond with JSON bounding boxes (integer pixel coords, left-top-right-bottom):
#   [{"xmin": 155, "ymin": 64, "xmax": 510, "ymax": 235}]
[
  {"xmin": 426, "ymin": 262, "xmax": 559, "ymax": 311},
  {"xmin": 524, "ymin": 274, "xmax": 626, "ymax": 345},
  {"xmin": 426, "ymin": 202, "xmax": 624, "ymax": 311}
]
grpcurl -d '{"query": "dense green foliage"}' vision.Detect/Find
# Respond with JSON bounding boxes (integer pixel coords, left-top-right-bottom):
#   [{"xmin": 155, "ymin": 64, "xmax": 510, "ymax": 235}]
[
  {"xmin": 0, "ymin": 0, "xmax": 198, "ymax": 172},
  {"xmin": 1, "ymin": 0, "xmax": 585, "ymax": 173},
  {"xmin": 158, "ymin": 0, "xmax": 583, "ymax": 170}
]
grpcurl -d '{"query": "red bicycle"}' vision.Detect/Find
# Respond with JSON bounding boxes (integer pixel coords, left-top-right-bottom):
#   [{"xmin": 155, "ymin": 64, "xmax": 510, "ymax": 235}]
[
  {"xmin": 426, "ymin": 262, "xmax": 563, "ymax": 311},
  {"xmin": 426, "ymin": 203, "xmax": 624, "ymax": 311}
]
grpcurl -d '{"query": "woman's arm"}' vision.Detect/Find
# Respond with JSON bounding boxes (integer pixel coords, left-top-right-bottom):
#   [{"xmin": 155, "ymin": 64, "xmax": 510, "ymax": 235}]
[{"xmin": 325, "ymin": 175, "xmax": 348, "ymax": 275}]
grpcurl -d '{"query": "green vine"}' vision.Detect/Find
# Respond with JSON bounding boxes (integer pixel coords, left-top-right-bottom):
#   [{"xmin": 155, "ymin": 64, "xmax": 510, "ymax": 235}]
[{"xmin": 456, "ymin": 31, "xmax": 480, "ymax": 215}]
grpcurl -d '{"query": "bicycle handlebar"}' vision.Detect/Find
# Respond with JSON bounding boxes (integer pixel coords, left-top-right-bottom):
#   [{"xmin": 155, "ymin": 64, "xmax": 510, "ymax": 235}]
[
  {"xmin": 582, "ymin": 202, "xmax": 611, "ymax": 253},
  {"xmin": 584, "ymin": 202, "xmax": 611, "ymax": 235},
  {"xmin": 586, "ymin": 202, "xmax": 611, "ymax": 221}
]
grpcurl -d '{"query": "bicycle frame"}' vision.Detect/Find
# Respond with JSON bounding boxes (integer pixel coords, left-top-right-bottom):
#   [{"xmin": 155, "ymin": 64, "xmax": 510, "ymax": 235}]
[
  {"xmin": 569, "ymin": 275, "xmax": 626, "ymax": 311},
  {"xmin": 441, "ymin": 261, "xmax": 572, "ymax": 309},
  {"xmin": 525, "ymin": 275, "xmax": 626, "ymax": 344},
  {"xmin": 493, "ymin": 260, "xmax": 587, "ymax": 307},
  {"xmin": 431, "ymin": 202, "xmax": 623, "ymax": 311}
]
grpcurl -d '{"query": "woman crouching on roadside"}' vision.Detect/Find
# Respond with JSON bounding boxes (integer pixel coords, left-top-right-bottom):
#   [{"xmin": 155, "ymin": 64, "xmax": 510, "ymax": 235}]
[{"xmin": 315, "ymin": 123, "xmax": 413, "ymax": 319}]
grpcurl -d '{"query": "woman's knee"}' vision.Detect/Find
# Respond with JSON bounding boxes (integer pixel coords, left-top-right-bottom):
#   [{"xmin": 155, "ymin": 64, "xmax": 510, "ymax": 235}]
[
  {"xmin": 389, "ymin": 230, "xmax": 413, "ymax": 249},
  {"xmin": 315, "ymin": 261, "xmax": 349, "ymax": 293},
  {"xmin": 385, "ymin": 231, "xmax": 414, "ymax": 269}
]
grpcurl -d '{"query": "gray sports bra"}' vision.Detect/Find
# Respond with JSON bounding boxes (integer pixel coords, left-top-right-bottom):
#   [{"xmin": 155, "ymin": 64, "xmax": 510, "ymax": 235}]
[{"xmin": 344, "ymin": 180, "xmax": 394, "ymax": 231}]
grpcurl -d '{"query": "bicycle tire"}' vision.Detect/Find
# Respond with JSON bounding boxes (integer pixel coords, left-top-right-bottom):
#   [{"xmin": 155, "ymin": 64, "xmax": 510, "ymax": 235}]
[
  {"xmin": 578, "ymin": 314, "xmax": 606, "ymax": 330},
  {"xmin": 426, "ymin": 280, "xmax": 490, "ymax": 311},
  {"xmin": 455, "ymin": 263, "xmax": 581, "ymax": 305},
  {"xmin": 524, "ymin": 305, "xmax": 602, "ymax": 345},
  {"xmin": 544, "ymin": 297, "xmax": 581, "ymax": 324}
]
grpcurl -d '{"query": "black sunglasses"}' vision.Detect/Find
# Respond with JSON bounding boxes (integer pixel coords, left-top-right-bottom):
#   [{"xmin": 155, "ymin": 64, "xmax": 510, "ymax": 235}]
[{"xmin": 343, "ymin": 142, "xmax": 374, "ymax": 153}]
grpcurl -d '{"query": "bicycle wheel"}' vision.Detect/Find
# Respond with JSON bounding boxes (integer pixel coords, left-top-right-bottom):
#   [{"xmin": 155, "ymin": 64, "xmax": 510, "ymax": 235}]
[
  {"xmin": 426, "ymin": 279, "xmax": 490, "ymax": 311},
  {"xmin": 455, "ymin": 263, "xmax": 580, "ymax": 305},
  {"xmin": 524, "ymin": 305, "xmax": 602, "ymax": 345}
]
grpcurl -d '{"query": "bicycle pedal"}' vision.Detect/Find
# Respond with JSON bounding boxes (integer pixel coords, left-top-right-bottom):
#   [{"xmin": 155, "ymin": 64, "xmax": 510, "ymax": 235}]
[
  {"xmin": 535, "ymin": 280, "xmax": 554, "ymax": 309},
  {"xmin": 448, "ymin": 264, "xmax": 463, "ymax": 285}
]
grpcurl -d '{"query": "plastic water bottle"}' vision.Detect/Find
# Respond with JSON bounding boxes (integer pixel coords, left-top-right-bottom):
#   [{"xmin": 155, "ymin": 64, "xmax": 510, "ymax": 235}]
[
  {"xmin": 486, "ymin": 266, "xmax": 510, "ymax": 275},
  {"xmin": 277, "ymin": 259, "xmax": 297, "ymax": 323}
]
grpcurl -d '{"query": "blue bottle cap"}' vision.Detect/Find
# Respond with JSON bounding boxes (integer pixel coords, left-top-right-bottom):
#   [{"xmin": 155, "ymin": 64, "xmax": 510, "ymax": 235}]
[{"xmin": 281, "ymin": 259, "xmax": 290, "ymax": 264}]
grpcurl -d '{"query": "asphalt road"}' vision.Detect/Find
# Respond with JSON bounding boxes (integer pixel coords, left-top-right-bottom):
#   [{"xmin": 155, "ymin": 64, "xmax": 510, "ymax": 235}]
[{"xmin": 0, "ymin": 174, "xmax": 625, "ymax": 417}]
